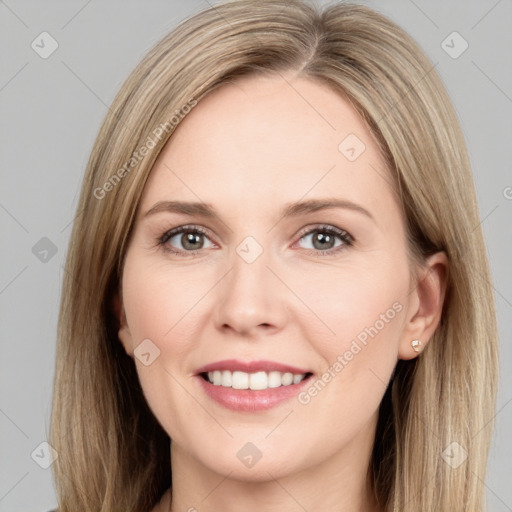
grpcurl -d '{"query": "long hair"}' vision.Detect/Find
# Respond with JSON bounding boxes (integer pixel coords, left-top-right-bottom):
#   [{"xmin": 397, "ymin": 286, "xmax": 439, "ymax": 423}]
[{"xmin": 49, "ymin": 1, "xmax": 499, "ymax": 510}]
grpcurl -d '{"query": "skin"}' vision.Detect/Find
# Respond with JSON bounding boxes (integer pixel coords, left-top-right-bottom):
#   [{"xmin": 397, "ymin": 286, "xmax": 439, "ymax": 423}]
[{"xmin": 116, "ymin": 73, "xmax": 447, "ymax": 512}]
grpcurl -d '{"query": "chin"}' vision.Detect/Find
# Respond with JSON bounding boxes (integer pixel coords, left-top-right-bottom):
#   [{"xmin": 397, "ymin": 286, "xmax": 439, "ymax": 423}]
[{"xmin": 197, "ymin": 448, "xmax": 304, "ymax": 482}]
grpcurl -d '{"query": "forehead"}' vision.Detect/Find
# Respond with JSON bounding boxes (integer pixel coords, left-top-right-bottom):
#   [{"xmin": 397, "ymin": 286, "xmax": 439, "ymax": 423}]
[{"xmin": 138, "ymin": 73, "xmax": 396, "ymax": 220}]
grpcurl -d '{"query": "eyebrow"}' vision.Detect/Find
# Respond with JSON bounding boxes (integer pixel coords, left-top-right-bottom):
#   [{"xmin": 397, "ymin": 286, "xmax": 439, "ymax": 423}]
[{"xmin": 143, "ymin": 198, "xmax": 374, "ymax": 221}]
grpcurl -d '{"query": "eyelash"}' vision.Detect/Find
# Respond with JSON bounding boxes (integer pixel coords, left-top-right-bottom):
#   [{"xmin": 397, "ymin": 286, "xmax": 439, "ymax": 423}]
[
  {"xmin": 157, "ymin": 224, "xmax": 354, "ymax": 257},
  {"xmin": 300, "ymin": 224, "xmax": 354, "ymax": 255}
]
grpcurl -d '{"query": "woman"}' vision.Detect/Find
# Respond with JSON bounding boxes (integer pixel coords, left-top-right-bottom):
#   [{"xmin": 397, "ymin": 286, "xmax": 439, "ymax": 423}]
[{"xmin": 49, "ymin": 1, "xmax": 499, "ymax": 511}]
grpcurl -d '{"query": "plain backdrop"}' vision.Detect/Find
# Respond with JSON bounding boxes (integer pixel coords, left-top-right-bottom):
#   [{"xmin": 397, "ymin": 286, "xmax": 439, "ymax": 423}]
[{"xmin": 1, "ymin": 1, "xmax": 511, "ymax": 510}]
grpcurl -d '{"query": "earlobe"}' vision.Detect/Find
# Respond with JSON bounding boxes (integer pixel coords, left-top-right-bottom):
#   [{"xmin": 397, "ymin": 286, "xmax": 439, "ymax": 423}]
[
  {"xmin": 112, "ymin": 292, "xmax": 134, "ymax": 358},
  {"xmin": 398, "ymin": 251, "xmax": 449, "ymax": 360}
]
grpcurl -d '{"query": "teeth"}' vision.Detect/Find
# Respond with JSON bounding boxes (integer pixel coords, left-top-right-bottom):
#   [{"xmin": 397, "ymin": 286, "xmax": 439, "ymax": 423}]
[
  {"xmin": 281, "ymin": 372, "xmax": 293, "ymax": 386},
  {"xmin": 221, "ymin": 370, "xmax": 232, "ymax": 387},
  {"xmin": 268, "ymin": 371, "xmax": 282, "ymax": 388},
  {"xmin": 292, "ymin": 374, "xmax": 303, "ymax": 384},
  {"xmin": 249, "ymin": 371, "xmax": 267, "ymax": 390},
  {"xmin": 232, "ymin": 371, "xmax": 249, "ymax": 389},
  {"xmin": 206, "ymin": 370, "xmax": 307, "ymax": 389}
]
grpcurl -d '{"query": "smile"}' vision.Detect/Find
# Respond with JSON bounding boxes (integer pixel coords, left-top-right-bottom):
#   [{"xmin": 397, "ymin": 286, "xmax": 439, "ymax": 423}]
[
  {"xmin": 194, "ymin": 359, "xmax": 314, "ymax": 411},
  {"xmin": 204, "ymin": 370, "xmax": 309, "ymax": 389}
]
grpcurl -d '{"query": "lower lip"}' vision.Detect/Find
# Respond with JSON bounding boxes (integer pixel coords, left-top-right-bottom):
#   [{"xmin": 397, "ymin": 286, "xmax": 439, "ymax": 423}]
[{"xmin": 196, "ymin": 374, "xmax": 312, "ymax": 412}]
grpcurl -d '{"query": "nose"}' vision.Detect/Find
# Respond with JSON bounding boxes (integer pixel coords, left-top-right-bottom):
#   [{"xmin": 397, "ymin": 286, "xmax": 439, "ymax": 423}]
[{"xmin": 213, "ymin": 244, "xmax": 289, "ymax": 338}]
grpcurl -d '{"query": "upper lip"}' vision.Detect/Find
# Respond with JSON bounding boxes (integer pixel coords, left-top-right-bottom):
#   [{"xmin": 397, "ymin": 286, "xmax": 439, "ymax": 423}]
[{"xmin": 195, "ymin": 359, "xmax": 311, "ymax": 375}]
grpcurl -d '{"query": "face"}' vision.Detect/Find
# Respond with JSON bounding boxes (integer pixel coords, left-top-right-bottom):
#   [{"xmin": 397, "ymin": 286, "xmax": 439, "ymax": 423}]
[{"xmin": 117, "ymin": 74, "xmax": 430, "ymax": 482}]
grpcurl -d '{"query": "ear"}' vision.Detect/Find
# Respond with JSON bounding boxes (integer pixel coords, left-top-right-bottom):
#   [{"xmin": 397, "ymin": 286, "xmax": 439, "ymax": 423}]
[
  {"xmin": 398, "ymin": 251, "xmax": 449, "ymax": 360},
  {"xmin": 113, "ymin": 292, "xmax": 135, "ymax": 358}
]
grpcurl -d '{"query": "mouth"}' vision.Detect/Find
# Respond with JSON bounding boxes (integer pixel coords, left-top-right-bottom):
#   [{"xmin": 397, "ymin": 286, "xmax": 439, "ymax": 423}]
[
  {"xmin": 199, "ymin": 370, "xmax": 313, "ymax": 390},
  {"xmin": 194, "ymin": 359, "xmax": 314, "ymax": 412}
]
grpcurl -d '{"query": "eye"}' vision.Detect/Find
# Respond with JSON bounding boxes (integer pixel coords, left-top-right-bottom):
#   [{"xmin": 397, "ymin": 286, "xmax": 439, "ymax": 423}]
[
  {"xmin": 296, "ymin": 224, "xmax": 353, "ymax": 255},
  {"xmin": 158, "ymin": 225, "xmax": 215, "ymax": 256}
]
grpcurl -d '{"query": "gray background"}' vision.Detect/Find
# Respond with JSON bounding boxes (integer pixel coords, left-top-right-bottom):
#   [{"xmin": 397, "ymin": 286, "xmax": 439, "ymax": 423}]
[{"xmin": 1, "ymin": 0, "xmax": 510, "ymax": 510}]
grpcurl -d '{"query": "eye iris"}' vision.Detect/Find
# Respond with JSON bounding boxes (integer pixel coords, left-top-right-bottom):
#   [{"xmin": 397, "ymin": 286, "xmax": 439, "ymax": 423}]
[
  {"xmin": 182, "ymin": 231, "xmax": 203, "ymax": 250},
  {"xmin": 313, "ymin": 232, "xmax": 335, "ymax": 250}
]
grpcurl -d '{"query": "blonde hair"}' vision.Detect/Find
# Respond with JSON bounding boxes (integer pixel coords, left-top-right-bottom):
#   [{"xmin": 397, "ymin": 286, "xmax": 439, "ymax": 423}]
[{"xmin": 49, "ymin": 1, "xmax": 499, "ymax": 511}]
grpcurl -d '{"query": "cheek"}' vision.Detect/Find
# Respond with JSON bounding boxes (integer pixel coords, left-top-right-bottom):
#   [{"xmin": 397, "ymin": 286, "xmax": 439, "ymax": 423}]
[
  {"xmin": 122, "ymin": 258, "xmax": 211, "ymax": 353},
  {"xmin": 121, "ymin": 261, "xmax": 204, "ymax": 440},
  {"xmin": 288, "ymin": 273, "xmax": 406, "ymax": 454},
  {"xmin": 289, "ymin": 254, "xmax": 409, "ymax": 355},
  {"xmin": 121, "ymin": 258, "xmax": 224, "ymax": 437},
  {"xmin": 288, "ymin": 253, "xmax": 409, "ymax": 415}
]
